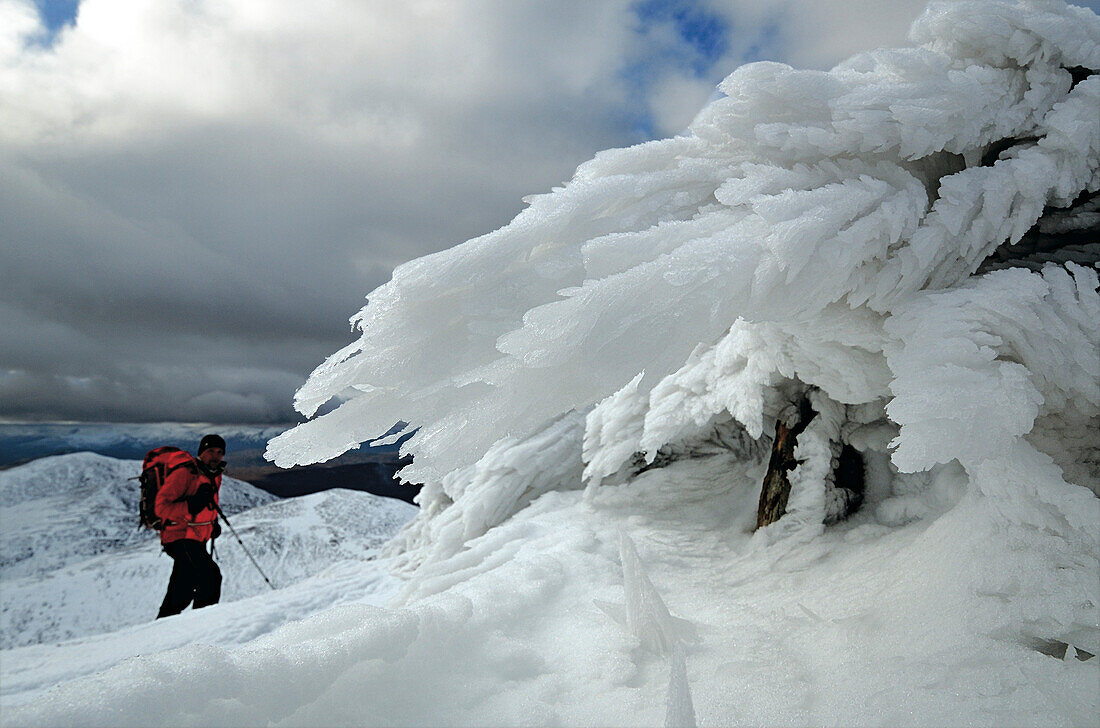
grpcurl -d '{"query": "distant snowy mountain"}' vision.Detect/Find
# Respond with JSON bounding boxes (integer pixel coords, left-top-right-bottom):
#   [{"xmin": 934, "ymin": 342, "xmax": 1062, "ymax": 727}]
[
  {"xmin": 0, "ymin": 423, "xmax": 290, "ymax": 468},
  {"xmin": 0, "ymin": 452, "xmax": 273, "ymax": 579},
  {"xmin": 0, "ymin": 453, "xmax": 415, "ymax": 650},
  {"xmin": 0, "ymin": 422, "xmax": 419, "ymax": 504},
  {"xmin": 0, "ymin": 422, "xmax": 413, "ymax": 470}
]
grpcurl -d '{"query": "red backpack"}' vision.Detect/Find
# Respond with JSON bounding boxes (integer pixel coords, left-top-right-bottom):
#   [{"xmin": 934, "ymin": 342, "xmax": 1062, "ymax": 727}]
[{"xmin": 138, "ymin": 446, "xmax": 190, "ymax": 530}]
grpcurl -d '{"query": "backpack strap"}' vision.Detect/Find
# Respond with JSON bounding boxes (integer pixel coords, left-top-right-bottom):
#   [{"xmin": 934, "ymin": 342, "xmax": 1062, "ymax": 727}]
[
  {"xmin": 143, "ymin": 445, "xmax": 183, "ymax": 469},
  {"xmin": 160, "ymin": 457, "xmax": 201, "ymax": 503},
  {"xmin": 165, "ymin": 460, "xmax": 198, "ymax": 477}
]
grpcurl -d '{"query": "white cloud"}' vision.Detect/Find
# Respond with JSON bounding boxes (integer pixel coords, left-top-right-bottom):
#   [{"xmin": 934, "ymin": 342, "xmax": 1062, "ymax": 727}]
[
  {"xmin": 0, "ymin": 0, "xmax": 39, "ymax": 60},
  {"xmin": 647, "ymin": 73, "xmax": 718, "ymax": 136},
  {"xmin": 777, "ymin": 0, "xmax": 930, "ymax": 69},
  {"xmin": 1, "ymin": 0, "xmax": 640, "ymax": 146}
]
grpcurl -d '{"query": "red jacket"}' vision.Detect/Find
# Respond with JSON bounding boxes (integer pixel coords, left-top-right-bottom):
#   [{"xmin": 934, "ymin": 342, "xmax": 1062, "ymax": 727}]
[{"xmin": 154, "ymin": 451, "xmax": 221, "ymax": 544}]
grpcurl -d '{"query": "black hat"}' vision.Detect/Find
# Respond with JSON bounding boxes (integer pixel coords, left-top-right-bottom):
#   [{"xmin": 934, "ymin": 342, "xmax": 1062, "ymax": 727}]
[{"xmin": 197, "ymin": 434, "xmax": 226, "ymax": 456}]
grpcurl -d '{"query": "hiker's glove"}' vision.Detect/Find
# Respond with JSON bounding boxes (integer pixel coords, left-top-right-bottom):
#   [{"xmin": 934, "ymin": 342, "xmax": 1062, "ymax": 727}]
[
  {"xmin": 187, "ymin": 483, "xmax": 217, "ymax": 515},
  {"xmin": 211, "ymin": 521, "xmax": 221, "ymax": 539}
]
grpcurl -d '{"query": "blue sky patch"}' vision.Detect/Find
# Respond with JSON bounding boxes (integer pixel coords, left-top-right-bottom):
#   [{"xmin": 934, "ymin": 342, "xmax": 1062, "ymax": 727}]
[
  {"xmin": 633, "ymin": 0, "xmax": 729, "ymax": 77},
  {"xmin": 623, "ymin": 0, "xmax": 733, "ymax": 139},
  {"xmin": 33, "ymin": 0, "xmax": 80, "ymax": 42}
]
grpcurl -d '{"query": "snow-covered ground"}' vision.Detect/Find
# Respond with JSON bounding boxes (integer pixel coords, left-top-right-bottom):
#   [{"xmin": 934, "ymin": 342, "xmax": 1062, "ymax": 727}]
[
  {"xmin": 0, "ymin": 453, "xmax": 416, "ymax": 708},
  {"xmin": 2, "ymin": 453, "xmax": 1096, "ymax": 726}
]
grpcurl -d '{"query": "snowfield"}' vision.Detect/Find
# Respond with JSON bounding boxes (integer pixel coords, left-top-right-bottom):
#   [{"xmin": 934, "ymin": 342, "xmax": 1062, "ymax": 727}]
[
  {"xmin": 2, "ymin": 455, "xmax": 1096, "ymax": 726},
  {"xmin": 0, "ymin": 453, "xmax": 416, "ymax": 707},
  {"xmin": 4, "ymin": 0, "xmax": 1100, "ymax": 725}
]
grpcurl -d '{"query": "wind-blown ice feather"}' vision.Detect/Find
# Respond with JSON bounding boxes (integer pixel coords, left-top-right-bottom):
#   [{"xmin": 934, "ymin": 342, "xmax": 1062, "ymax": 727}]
[{"xmin": 267, "ymin": 0, "xmax": 1098, "ymax": 572}]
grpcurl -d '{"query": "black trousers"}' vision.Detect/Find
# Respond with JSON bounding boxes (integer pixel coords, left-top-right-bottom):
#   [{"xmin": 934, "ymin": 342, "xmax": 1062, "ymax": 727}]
[{"xmin": 156, "ymin": 538, "xmax": 221, "ymax": 619}]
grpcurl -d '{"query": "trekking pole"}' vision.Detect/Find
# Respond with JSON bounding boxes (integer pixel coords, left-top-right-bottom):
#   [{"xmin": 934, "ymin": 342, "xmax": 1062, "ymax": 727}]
[{"xmin": 214, "ymin": 503, "xmax": 276, "ymax": 590}]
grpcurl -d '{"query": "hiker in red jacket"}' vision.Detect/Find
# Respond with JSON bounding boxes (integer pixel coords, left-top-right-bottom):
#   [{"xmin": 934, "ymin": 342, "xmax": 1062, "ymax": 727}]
[{"xmin": 155, "ymin": 434, "xmax": 226, "ymax": 619}]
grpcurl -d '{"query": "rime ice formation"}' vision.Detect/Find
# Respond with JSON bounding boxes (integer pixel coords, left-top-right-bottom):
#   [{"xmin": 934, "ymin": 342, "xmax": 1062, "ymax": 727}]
[{"xmin": 269, "ymin": 0, "xmax": 1099, "ymax": 578}]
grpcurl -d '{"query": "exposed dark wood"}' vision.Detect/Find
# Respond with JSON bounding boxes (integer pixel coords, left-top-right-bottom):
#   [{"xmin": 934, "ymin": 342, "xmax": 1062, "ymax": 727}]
[
  {"xmin": 1065, "ymin": 66, "xmax": 1094, "ymax": 89},
  {"xmin": 825, "ymin": 444, "xmax": 866, "ymax": 524},
  {"xmin": 979, "ymin": 135, "xmax": 1039, "ymax": 168},
  {"xmin": 755, "ymin": 397, "xmax": 816, "ymax": 530},
  {"xmin": 976, "ymin": 189, "xmax": 1099, "ymax": 274}
]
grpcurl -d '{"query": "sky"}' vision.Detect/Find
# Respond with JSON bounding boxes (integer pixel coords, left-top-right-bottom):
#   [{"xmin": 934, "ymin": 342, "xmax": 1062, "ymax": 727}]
[{"xmin": 2, "ymin": 0, "xmax": 1096, "ymax": 426}]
